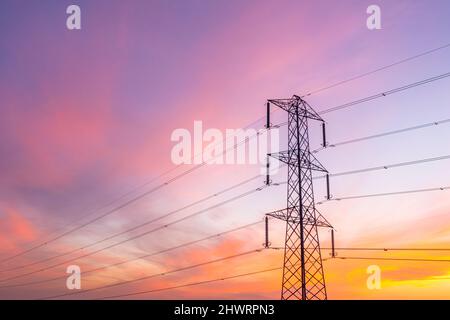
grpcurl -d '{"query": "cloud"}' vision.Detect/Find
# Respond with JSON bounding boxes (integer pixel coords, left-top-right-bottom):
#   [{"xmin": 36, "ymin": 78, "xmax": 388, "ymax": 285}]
[{"xmin": 0, "ymin": 204, "xmax": 39, "ymax": 253}]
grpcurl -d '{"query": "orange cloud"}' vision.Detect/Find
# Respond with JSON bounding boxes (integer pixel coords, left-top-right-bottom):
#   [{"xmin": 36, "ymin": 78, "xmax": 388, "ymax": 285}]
[{"xmin": 0, "ymin": 205, "xmax": 39, "ymax": 253}]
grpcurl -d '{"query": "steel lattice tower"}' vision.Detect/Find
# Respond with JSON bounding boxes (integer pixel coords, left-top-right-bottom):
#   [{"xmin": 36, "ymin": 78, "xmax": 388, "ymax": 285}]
[{"xmin": 267, "ymin": 95, "xmax": 332, "ymax": 300}]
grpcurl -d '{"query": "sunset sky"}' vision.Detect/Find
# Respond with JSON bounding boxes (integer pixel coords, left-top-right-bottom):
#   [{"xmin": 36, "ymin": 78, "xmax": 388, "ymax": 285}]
[{"xmin": 0, "ymin": 0, "xmax": 450, "ymax": 299}]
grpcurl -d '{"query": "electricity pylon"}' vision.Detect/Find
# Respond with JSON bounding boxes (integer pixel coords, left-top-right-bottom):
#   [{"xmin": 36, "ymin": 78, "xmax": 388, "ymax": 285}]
[{"xmin": 266, "ymin": 95, "xmax": 332, "ymax": 300}]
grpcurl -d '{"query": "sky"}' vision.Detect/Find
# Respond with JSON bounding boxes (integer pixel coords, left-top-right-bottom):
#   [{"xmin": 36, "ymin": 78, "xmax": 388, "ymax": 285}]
[{"xmin": 0, "ymin": 0, "xmax": 450, "ymax": 299}]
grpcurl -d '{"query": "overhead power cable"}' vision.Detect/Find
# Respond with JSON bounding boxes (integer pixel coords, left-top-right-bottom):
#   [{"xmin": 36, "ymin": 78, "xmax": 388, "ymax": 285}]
[
  {"xmin": 270, "ymin": 155, "xmax": 450, "ymax": 187},
  {"xmin": 320, "ymin": 72, "xmax": 450, "ymax": 114},
  {"xmin": 93, "ymin": 266, "xmax": 283, "ymax": 300},
  {"xmin": 88, "ymin": 254, "xmax": 449, "ymax": 299},
  {"xmin": 317, "ymin": 186, "xmax": 450, "ymax": 204},
  {"xmin": 0, "ymin": 220, "xmax": 264, "ymax": 289},
  {"xmin": 7, "ymin": 43, "xmax": 448, "ymax": 266},
  {"xmin": 0, "ymin": 185, "xmax": 269, "ymax": 282},
  {"xmin": 312, "ymin": 118, "xmax": 450, "ymax": 153},
  {"xmin": 325, "ymin": 247, "xmax": 450, "ymax": 252},
  {"xmin": 4, "ymin": 43, "xmax": 449, "ymax": 293},
  {"xmin": 86, "ymin": 260, "xmax": 331, "ymax": 300},
  {"xmin": 0, "ymin": 174, "xmax": 267, "ymax": 273},
  {"xmin": 39, "ymin": 248, "xmax": 264, "ymax": 300},
  {"xmin": 269, "ymin": 247, "xmax": 450, "ymax": 252},
  {"xmin": 276, "ymin": 72, "xmax": 450, "ymax": 129},
  {"xmin": 335, "ymin": 256, "xmax": 450, "ymax": 263},
  {"xmin": 302, "ymin": 42, "xmax": 450, "ymax": 96},
  {"xmin": 0, "ymin": 126, "xmax": 269, "ymax": 265},
  {"xmin": 326, "ymin": 155, "xmax": 450, "ymax": 178},
  {"xmin": 6, "ymin": 153, "xmax": 448, "ymax": 277}
]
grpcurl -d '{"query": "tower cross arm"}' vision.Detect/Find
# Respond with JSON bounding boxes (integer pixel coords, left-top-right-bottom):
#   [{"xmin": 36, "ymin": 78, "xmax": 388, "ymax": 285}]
[
  {"xmin": 268, "ymin": 95, "xmax": 324, "ymax": 122},
  {"xmin": 266, "ymin": 206, "xmax": 333, "ymax": 228}
]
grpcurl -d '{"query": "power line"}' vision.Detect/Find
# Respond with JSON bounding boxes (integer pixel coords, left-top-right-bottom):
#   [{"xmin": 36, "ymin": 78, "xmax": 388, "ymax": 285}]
[
  {"xmin": 278, "ymin": 155, "xmax": 450, "ymax": 198},
  {"xmin": 41, "ymin": 253, "xmax": 449, "ymax": 299},
  {"xmin": 327, "ymin": 247, "xmax": 450, "ymax": 252},
  {"xmin": 326, "ymin": 155, "xmax": 450, "ymax": 178},
  {"xmin": 68, "ymin": 255, "xmax": 450, "ymax": 300},
  {"xmin": 39, "ymin": 248, "xmax": 264, "ymax": 300},
  {"xmin": 85, "ymin": 266, "xmax": 284, "ymax": 300},
  {"xmin": 312, "ymin": 118, "xmax": 450, "ymax": 153},
  {"xmin": 5, "ymin": 153, "xmax": 448, "ymax": 277},
  {"xmin": 8, "ymin": 43, "xmax": 446, "ymax": 265},
  {"xmin": 0, "ymin": 164, "xmax": 203, "ymax": 264},
  {"xmin": 269, "ymin": 247, "xmax": 450, "ymax": 252},
  {"xmin": 269, "ymin": 155, "xmax": 450, "ymax": 187},
  {"xmin": 273, "ymin": 167, "xmax": 450, "ymax": 205},
  {"xmin": 0, "ymin": 176, "xmax": 263, "ymax": 273},
  {"xmin": 3, "ymin": 44, "xmax": 448, "ymax": 295},
  {"xmin": 82, "ymin": 261, "xmax": 332, "ymax": 300},
  {"xmin": 317, "ymin": 186, "xmax": 450, "ymax": 204},
  {"xmin": 0, "ymin": 220, "xmax": 264, "ymax": 289},
  {"xmin": 277, "ymin": 72, "xmax": 450, "ymax": 129},
  {"xmin": 0, "ymin": 184, "xmax": 269, "ymax": 282},
  {"xmin": 320, "ymin": 72, "xmax": 450, "ymax": 114},
  {"xmin": 335, "ymin": 256, "xmax": 450, "ymax": 263},
  {"xmin": 0, "ymin": 125, "xmax": 269, "ymax": 265},
  {"xmin": 64, "ymin": 255, "xmax": 449, "ymax": 300},
  {"xmin": 302, "ymin": 42, "xmax": 450, "ymax": 96},
  {"xmin": 6, "ymin": 56, "xmax": 447, "ymax": 269},
  {"xmin": 18, "ymin": 117, "xmax": 272, "ymax": 253}
]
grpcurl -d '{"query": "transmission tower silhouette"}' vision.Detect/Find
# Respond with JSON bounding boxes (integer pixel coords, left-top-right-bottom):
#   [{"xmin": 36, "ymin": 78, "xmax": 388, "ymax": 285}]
[{"xmin": 266, "ymin": 95, "xmax": 333, "ymax": 300}]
